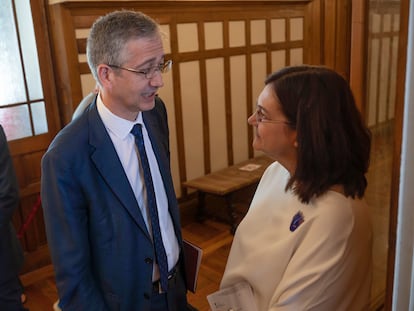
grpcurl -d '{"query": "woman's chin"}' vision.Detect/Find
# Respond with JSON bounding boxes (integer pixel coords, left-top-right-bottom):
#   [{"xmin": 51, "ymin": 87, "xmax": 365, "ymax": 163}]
[{"xmin": 252, "ymin": 140, "xmax": 262, "ymax": 152}]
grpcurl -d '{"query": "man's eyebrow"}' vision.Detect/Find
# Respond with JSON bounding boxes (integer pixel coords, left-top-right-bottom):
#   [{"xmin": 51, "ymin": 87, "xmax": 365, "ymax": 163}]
[{"xmin": 135, "ymin": 56, "xmax": 165, "ymax": 69}]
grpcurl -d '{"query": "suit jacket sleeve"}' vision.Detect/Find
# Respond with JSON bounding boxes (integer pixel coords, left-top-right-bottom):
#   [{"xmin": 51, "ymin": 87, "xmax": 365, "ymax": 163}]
[
  {"xmin": 0, "ymin": 125, "xmax": 24, "ymax": 281},
  {"xmin": 0, "ymin": 125, "xmax": 20, "ymax": 228},
  {"xmin": 41, "ymin": 129, "xmax": 108, "ymax": 311}
]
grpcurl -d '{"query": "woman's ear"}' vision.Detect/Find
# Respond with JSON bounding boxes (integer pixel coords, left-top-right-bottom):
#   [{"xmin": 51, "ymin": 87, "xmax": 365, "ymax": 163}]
[{"xmin": 290, "ymin": 129, "xmax": 298, "ymax": 148}]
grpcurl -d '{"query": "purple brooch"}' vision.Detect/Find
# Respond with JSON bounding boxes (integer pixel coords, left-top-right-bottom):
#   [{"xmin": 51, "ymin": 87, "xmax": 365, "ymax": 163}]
[{"xmin": 290, "ymin": 211, "xmax": 304, "ymax": 232}]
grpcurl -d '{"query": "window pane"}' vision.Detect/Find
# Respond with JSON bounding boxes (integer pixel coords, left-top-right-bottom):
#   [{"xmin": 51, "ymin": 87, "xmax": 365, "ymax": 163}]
[
  {"xmin": 31, "ymin": 101, "xmax": 48, "ymax": 135},
  {"xmin": 0, "ymin": 0, "xmax": 26, "ymax": 106},
  {"xmin": 0, "ymin": 0, "xmax": 48, "ymax": 140},
  {"xmin": 0, "ymin": 105, "xmax": 31, "ymax": 140},
  {"xmin": 15, "ymin": 0, "xmax": 43, "ymax": 101}
]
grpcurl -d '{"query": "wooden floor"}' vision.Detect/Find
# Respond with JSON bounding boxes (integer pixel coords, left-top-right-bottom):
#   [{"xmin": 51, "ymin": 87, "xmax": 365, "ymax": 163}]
[{"xmin": 19, "ymin": 127, "xmax": 392, "ymax": 311}]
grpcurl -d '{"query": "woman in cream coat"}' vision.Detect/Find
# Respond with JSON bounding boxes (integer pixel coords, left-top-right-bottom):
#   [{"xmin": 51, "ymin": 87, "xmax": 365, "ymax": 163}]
[{"xmin": 220, "ymin": 66, "xmax": 372, "ymax": 311}]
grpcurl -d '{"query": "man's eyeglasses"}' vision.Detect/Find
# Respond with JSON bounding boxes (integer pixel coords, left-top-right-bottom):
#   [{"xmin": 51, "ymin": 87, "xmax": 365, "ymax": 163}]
[
  {"xmin": 253, "ymin": 108, "xmax": 290, "ymax": 125},
  {"xmin": 107, "ymin": 60, "xmax": 172, "ymax": 79}
]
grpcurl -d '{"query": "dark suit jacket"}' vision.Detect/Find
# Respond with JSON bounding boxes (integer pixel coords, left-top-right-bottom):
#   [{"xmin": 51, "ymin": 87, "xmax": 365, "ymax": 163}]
[
  {"xmin": 41, "ymin": 97, "xmax": 185, "ymax": 311},
  {"xmin": 0, "ymin": 125, "xmax": 24, "ymax": 282}
]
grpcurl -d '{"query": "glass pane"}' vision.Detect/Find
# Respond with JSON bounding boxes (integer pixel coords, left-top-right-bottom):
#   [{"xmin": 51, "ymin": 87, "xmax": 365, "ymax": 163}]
[
  {"xmin": 229, "ymin": 21, "xmax": 245, "ymax": 47},
  {"xmin": 204, "ymin": 22, "xmax": 223, "ymax": 50},
  {"xmin": 365, "ymin": 0, "xmax": 400, "ymax": 307},
  {"xmin": 271, "ymin": 50, "xmax": 286, "ymax": 72},
  {"xmin": 31, "ymin": 101, "xmax": 48, "ymax": 135},
  {"xmin": 250, "ymin": 20, "xmax": 266, "ymax": 45},
  {"xmin": 0, "ymin": 105, "xmax": 32, "ymax": 140},
  {"xmin": 177, "ymin": 23, "xmax": 199, "ymax": 52},
  {"xmin": 290, "ymin": 48, "xmax": 303, "ymax": 65},
  {"xmin": 290, "ymin": 17, "xmax": 304, "ymax": 41},
  {"xmin": 15, "ymin": 0, "xmax": 43, "ymax": 101},
  {"xmin": 0, "ymin": 0, "xmax": 26, "ymax": 106},
  {"xmin": 271, "ymin": 19, "xmax": 285, "ymax": 43}
]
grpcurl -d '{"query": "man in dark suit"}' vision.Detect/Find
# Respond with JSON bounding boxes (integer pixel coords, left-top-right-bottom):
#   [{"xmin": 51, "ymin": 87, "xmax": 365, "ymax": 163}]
[
  {"xmin": 0, "ymin": 125, "xmax": 26, "ymax": 311},
  {"xmin": 41, "ymin": 11, "xmax": 193, "ymax": 311}
]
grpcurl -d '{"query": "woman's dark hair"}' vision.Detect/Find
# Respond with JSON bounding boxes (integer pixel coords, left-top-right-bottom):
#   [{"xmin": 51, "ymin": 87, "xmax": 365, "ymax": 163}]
[{"xmin": 265, "ymin": 65, "xmax": 371, "ymax": 204}]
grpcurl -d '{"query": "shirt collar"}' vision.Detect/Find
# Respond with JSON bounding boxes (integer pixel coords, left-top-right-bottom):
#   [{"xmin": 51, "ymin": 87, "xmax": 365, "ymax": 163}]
[{"xmin": 97, "ymin": 93, "xmax": 143, "ymax": 139}]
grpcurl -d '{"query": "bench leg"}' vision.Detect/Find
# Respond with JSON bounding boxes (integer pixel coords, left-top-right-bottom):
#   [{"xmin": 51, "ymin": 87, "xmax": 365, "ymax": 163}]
[
  {"xmin": 196, "ymin": 191, "xmax": 207, "ymax": 222},
  {"xmin": 225, "ymin": 193, "xmax": 237, "ymax": 235}
]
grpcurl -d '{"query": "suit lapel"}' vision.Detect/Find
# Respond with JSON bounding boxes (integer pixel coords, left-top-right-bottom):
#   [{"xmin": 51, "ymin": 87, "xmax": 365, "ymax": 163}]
[{"xmin": 87, "ymin": 103, "xmax": 151, "ymax": 240}]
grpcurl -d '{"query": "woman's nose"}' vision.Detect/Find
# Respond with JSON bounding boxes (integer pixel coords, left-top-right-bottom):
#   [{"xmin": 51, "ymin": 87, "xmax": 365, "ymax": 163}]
[{"xmin": 247, "ymin": 113, "xmax": 257, "ymax": 125}]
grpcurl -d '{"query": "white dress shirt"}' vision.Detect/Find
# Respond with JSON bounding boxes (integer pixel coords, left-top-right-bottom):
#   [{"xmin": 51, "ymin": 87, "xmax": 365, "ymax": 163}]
[{"xmin": 97, "ymin": 94, "xmax": 179, "ymax": 281}]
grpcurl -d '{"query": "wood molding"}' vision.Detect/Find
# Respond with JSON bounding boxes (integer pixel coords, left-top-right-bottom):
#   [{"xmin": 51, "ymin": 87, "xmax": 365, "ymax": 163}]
[
  {"xmin": 385, "ymin": 0, "xmax": 409, "ymax": 308},
  {"xmin": 349, "ymin": 0, "xmax": 368, "ymax": 113},
  {"xmin": 323, "ymin": 0, "xmax": 352, "ymax": 76}
]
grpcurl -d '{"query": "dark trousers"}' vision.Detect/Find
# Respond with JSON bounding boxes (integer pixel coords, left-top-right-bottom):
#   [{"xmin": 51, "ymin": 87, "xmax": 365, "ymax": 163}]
[
  {"xmin": 150, "ymin": 268, "xmax": 190, "ymax": 311},
  {"xmin": 0, "ymin": 276, "xmax": 27, "ymax": 311}
]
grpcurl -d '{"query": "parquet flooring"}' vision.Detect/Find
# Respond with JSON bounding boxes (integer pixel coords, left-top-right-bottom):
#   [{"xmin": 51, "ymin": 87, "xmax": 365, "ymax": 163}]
[{"xmin": 19, "ymin": 128, "xmax": 391, "ymax": 311}]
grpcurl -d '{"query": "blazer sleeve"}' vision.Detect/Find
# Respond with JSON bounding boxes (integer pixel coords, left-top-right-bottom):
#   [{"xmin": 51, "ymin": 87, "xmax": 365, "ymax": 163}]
[{"xmin": 41, "ymin": 139, "xmax": 108, "ymax": 311}]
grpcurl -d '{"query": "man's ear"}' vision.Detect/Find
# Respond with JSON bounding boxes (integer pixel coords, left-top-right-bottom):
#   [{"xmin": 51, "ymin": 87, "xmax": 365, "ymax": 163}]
[{"xmin": 97, "ymin": 64, "xmax": 113, "ymax": 88}]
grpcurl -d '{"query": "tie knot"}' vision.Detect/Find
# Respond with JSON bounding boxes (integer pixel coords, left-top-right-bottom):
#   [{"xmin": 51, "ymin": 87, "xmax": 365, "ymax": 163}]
[{"xmin": 131, "ymin": 123, "xmax": 143, "ymax": 138}]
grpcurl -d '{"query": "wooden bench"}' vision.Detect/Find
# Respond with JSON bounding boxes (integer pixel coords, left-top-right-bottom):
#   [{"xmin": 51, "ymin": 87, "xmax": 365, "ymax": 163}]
[{"xmin": 182, "ymin": 155, "xmax": 274, "ymax": 233}]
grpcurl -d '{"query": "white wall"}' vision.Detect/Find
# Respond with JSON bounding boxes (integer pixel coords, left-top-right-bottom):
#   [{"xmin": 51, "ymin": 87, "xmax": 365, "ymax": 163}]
[{"xmin": 392, "ymin": 0, "xmax": 414, "ymax": 309}]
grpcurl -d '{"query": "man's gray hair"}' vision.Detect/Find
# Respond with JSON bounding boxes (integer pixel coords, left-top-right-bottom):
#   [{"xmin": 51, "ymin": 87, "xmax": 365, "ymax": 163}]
[{"xmin": 86, "ymin": 10, "xmax": 160, "ymax": 84}]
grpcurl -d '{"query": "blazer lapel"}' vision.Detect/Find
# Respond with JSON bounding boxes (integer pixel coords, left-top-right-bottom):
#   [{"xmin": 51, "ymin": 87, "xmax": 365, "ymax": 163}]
[{"xmin": 87, "ymin": 103, "xmax": 151, "ymax": 240}]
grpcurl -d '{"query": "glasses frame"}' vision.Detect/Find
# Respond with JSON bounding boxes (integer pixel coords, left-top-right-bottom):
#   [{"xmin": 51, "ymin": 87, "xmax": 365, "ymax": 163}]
[
  {"xmin": 253, "ymin": 108, "xmax": 290, "ymax": 125},
  {"xmin": 107, "ymin": 59, "xmax": 172, "ymax": 79}
]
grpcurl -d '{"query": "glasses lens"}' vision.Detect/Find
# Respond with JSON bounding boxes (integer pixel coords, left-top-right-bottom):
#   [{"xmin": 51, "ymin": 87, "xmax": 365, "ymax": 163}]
[
  {"xmin": 146, "ymin": 60, "xmax": 172, "ymax": 79},
  {"xmin": 162, "ymin": 60, "xmax": 172, "ymax": 73}
]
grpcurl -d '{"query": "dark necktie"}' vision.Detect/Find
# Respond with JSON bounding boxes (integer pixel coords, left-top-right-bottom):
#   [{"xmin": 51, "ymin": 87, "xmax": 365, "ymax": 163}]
[{"xmin": 131, "ymin": 124, "xmax": 169, "ymax": 292}]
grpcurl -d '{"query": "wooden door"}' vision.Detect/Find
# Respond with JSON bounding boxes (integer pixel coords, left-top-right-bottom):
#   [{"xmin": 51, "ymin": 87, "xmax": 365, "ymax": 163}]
[{"xmin": 4, "ymin": 0, "xmax": 61, "ymax": 274}]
